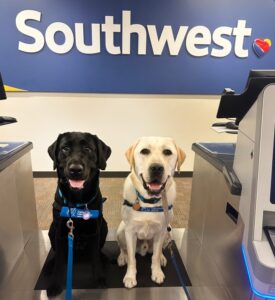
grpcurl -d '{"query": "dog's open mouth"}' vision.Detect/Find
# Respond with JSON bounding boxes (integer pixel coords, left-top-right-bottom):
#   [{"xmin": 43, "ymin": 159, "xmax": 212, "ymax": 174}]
[
  {"xmin": 140, "ymin": 174, "xmax": 169, "ymax": 195},
  {"xmin": 68, "ymin": 179, "xmax": 86, "ymax": 190}
]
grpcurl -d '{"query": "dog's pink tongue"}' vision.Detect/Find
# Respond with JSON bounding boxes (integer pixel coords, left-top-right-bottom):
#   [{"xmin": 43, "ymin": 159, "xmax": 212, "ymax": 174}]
[
  {"xmin": 147, "ymin": 183, "xmax": 162, "ymax": 191},
  {"xmin": 69, "ymin": 179, "xmax": 85, "ymax": 189}
]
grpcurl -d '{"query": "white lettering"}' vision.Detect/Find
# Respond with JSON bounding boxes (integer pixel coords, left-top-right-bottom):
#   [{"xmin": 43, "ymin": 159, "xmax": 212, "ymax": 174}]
[
  {"xmin": 101, "ymin": 16, "xmax": 121, "ymax": 55},
  {"xmin": 233, "ymin": 20, "xmax": 252, "ymax": 58},
  {"xmin": 45, "ymin": 22, "xmax": 74, "ymax": 54},
  {"xmin": 122, "ymin": 11, "xmax": 146, "ymax": 55},
  {"xmin": 15, "ymin": 10, "xmax": 253, "ymax": 58},
  {"xmin": 75, "ymin": 23, "xmax": 101, "ymax": 54},
  {"xmin": 16, "ymin": 10, "xmax": 44, "ymax": 53},
  {"xmin": 211, "ymin": 26, "xmax": 232, "ymax": 57},
  {"xmin": 186, "ymin": 26, "xmax": 211, "ymax": 57},
  {"xmin": 147, "ymin": 25, "xmax": 188, "ymax": 55}
]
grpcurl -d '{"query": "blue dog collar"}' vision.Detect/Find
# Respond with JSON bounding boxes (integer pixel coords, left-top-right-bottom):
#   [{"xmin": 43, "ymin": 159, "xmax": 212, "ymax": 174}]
[{"xmin": 60, "ymin": 207, "xmax": 100, "ymax": 219}]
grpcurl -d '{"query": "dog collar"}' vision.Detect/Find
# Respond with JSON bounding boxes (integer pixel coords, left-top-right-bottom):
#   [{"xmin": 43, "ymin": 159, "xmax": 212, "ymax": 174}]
[
  {"xmin": 123, "ymin": 199, "xmax": 173, "ymax": 212},
  {"xmin": 136, "ymin": 190, "xmax": 162, "ymax": 204},
  {"xmin": 60, "ymin": 206, "xmax": 99, "ymax": 219}
]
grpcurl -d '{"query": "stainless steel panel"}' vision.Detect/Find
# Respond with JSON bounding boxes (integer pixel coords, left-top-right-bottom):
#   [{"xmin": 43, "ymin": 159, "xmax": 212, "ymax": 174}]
[
  {"xmin": 14, "ymin": 152, "xmax": 38, "ymax": 244},
  {"xmin": 0, "ymin": 231, "xmax": 49, "ymax": 291},
  {"xmin": 178, "ymin": 233, "xmax": 225, "ymax": 287},
  {"xmin": 0, "ymin": 163, "xmax": 24, "ymax": 283},
  {"xmin": 188, "ymin": 156, "xmax": 209, "ymax": 243},
  {"xmin": 0, "ymin": 149, "xmax": 38, "ymax": 285},
  {"xmin": 187, "ymin": 286, "xmax": 231, "ymax": 300},
  {"xmin": 187, "ymin": 154, "xmax": 251, "ymax": 299}
]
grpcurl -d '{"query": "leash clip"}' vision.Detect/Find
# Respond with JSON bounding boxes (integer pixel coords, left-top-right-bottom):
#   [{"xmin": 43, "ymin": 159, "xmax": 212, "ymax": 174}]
[{"xmin": 66, "ymin": 218, "xmax": 74, "ymax": 238}]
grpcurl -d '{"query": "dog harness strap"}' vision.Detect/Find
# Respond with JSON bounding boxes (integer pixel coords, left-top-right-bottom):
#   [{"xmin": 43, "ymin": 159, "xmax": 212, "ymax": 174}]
[
  {"xmin": 53, "ymin": 201, "xmax": 62, "ymax": 211},
  {"xmin": 123, "ymin": 199, "xmax": 136, "ymax": 207},
  {"xmin": 136, "ymin": 190, "xmax": 162, "ymax": 204}
]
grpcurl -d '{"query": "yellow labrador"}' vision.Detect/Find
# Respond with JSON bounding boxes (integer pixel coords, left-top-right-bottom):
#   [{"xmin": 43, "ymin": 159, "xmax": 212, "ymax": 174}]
[{"xmin": 117, "ymin": 137, "xmax": 185, "ymax": 288}]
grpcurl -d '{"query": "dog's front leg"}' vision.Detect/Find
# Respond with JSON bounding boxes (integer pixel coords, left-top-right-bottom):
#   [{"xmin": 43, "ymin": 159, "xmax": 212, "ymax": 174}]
[
  {"xmin": 88, "ymin": 239, "xmax": 106, "ymax": 288},
  {"xmin": 151, "ymin": 231, "xmax": 166, "ymax": 284},
  {"xmin": 123, "ymin": 229, "xmax": 137, "ymax": 288}
]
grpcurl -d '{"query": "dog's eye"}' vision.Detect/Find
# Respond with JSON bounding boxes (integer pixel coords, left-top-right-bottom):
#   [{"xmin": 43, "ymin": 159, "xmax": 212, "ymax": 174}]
[
  {"xmin": 140, "ymin": 148, "xmax": 150, "ymax": 155},
  {"xmin": 62, "ymin": 146, "xmax": 70, "ymax": 153},
  {"xmin": 163, "ymin": 149, "xmax": 172, "ymax": 156},
  {"xmin": 84, "ymin": 146, "xmax": 92, "ymax": 152}
]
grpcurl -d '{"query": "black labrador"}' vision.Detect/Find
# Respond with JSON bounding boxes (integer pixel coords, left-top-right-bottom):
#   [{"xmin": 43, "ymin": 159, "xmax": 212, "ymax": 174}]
[{"xmin": 46, "ymin": 132, "xmax": 111, "ymax": 297}]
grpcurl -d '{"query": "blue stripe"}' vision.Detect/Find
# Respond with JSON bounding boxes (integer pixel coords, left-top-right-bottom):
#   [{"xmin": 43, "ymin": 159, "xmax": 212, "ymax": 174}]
[
  {"xmin": 242, "ymin": 244, "xmax": 275, "ymax": 299},
  {"xmin": 60, "ymin": 207, "xmax": 99, "ymax": 219},
  {"xmin": 66, "ymin": 234, "xmax": 74, "ymax": 300}
]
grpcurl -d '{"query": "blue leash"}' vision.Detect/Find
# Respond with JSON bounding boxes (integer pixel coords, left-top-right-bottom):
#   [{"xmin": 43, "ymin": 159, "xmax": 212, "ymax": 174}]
[
  {"xmin": 59, "ymin": 201, "xmax": 100, "ymax": 300},
  {"xmin": 168, "ymin": 242, "xmax": 191, "ymax": 300},
  {"xmin": 66, "ymin": 219, "xmax": 74, "ymax": 300},
  {"xmin": 161, "ymin": 192, "xmax": 191, "ymax": 300}
]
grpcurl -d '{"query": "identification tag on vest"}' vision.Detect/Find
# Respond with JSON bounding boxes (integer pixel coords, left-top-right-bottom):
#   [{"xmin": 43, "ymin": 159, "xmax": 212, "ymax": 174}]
[{"xmin": 133, "ymin": 202, "xmax": 141, "ymax": 211}]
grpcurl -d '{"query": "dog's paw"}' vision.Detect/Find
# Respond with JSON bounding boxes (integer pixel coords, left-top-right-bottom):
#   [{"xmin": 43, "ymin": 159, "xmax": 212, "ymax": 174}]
[
  {"xmin": 123, "ymin": 275, "xmax": 137, "ymax": 289},
  {"xmin": 160, "ymin": 253, "xmax": 167, "ymax": 267},
  {"xmin": 46, "ymin": 283, "xmax": 63, "ymax": 298},
  {"xmin": 151, "ymin": 269, "xmax": 165, "ymax": 285},
  {"xmin": 117, "ymin": 252, "xmax": 128, "ymax": 267}
]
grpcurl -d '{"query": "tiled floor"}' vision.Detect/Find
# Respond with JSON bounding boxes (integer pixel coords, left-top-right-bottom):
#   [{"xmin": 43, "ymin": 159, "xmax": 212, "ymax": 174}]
[{"xmin": 34, "ymin": 177, "xmax": 192, "ymax": 230}]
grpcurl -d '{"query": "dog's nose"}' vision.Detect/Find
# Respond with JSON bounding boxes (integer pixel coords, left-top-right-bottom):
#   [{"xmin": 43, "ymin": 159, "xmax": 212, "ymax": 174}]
[
  {"xmin": 69, "ymin": 164, "xmax": 84, "ymax": 176},
  {"xmin": 149, "ymin": 164, "xmax": 164, "ymax": 177}
]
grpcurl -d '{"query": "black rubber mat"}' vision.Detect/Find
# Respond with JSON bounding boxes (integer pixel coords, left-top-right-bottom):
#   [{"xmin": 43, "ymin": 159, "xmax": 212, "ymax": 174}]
[{"xmin": 35, "ymin": 240, "xmax": 191, "ymax": 289}]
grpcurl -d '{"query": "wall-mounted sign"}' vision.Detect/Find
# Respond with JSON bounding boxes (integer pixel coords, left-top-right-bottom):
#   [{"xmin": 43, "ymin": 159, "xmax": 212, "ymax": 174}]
[{"xmin": 0, "ymin": 0, "xmax": 274, "ymax": 94}]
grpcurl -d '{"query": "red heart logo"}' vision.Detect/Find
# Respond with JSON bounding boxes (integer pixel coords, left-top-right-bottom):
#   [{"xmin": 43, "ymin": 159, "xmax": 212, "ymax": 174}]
[{"xmin": 255, "ymin": 38, "xmax": 270, "ymax": 53}]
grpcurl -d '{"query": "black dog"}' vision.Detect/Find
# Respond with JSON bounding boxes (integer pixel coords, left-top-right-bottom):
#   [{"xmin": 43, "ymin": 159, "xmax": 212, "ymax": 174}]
[{"xmin": 46, "ymin": 132, "xmax": 111, "ymax": 297}]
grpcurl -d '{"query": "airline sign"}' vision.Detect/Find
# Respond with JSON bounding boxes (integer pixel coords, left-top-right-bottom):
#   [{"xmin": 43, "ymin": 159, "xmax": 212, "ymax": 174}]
[{"xmin": 0, "ymin": 0, "xmax": 274, "ymax": 93}]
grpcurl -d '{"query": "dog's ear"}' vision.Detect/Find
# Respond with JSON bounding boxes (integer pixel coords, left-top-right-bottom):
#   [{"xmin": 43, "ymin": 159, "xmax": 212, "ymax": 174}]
[
  {"xmin": 125, "ymin": 141, "xmax": 138, "ymax": 170},
  {"xmin": 93, "ymin": 135, "xmax": 112, "ymax": 170},
  {"xmin": 48, "ymin": 135, "xmax": 62, "ymax": 170},
  {"xmin": 175, "ymin": 144, "xmax": 186, "ymax": 173}
]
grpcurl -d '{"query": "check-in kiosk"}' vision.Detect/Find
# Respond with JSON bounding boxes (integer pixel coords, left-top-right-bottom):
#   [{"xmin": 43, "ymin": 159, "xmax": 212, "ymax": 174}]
[
  {"xmin": 187, "ymin": 70, "xmax": 275, "ymax": 299},
  {"xmin": 226, "ymin": 71, "xmax": 275, "ymax": 298}
]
